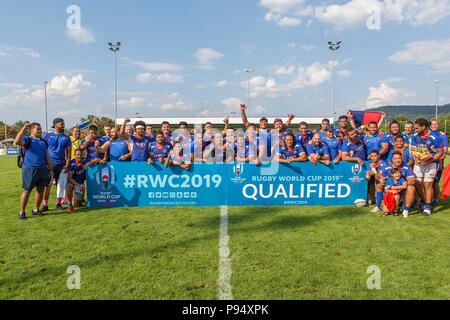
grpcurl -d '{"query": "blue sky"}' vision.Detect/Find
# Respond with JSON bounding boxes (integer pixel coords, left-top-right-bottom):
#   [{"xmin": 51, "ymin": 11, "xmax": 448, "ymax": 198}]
[{"xmin": 0, "ymin": 0, "xmax": 449, "ymax": 126}]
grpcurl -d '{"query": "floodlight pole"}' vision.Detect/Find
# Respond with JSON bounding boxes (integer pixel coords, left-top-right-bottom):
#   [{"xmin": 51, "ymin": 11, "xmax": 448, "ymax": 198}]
[
  {"xmin": 108, "ymin": 42, "xmax": 121, "ymax": 123},
  {"xmin": 435, "ymin": 80, "xmax": 440, "ymax": 120},
  {"xmin": 243, "ymin": 68, "xmax": 254, "ymax": 118},
  {"xmin": 44, "ymin": 80, "xmax": 48, "ymax": 132},
  {"xmin": 328, "ymin": 41, "xmax": 342, "ymax": 124}
]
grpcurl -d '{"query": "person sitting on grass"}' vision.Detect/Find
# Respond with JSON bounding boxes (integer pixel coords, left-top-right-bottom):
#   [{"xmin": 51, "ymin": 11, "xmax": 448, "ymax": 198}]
[
  {"xmin": 273, "ymin": 133, "xmax": 307, "ymax": 163},
  {"xmin": 66, "ymin": 149, "xmax": 100, "ymax": 213},
  {"xmin": 382, "ymin": 168, "xmax": 407, "ymax": 217},
  {"xmin": 164, "ymin": 141, "xmax": 191, "ymax": 171}
]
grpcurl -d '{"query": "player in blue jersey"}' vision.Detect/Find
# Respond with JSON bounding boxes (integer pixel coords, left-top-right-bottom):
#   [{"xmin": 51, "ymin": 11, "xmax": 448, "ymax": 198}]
[
  {"xmin": 274, "ymin": 133, "xmax": 306, "ymax": 163},
  {"xmin": 305, "ymin": 133, "xmax": 331, "ymax": 166},
  {"xmin": 66, "ymin": 149, "xmax": 99, "ymax": 212},
  {"xmin": 191, "ymin": 132, "xmax": 208, "ymax": 162},
  {"xmin": 120, "ymin": 118, "xmax": 154, "ymax": 162},
  {"xmin": 296, "ymin": 122, "xmax": 314, "ymax": 150},
  {"xmin": 148, "ymin": 131, "xmax": 173, "ymax": 164},
  {"xmin": 273, "ymin": 117, "xmax": 293, "ymax": 146},
  {"xmin": 335, "ymin": 115, "xmax": 349, "ymax": 138},
  {"xmin": 381, "ymin": 120, "xmax": 408, "ymax": 160},
  {"xmin": 315, "ymin": 118, "xmax": 331, "ymax": 139},
  {"xmin": 403, "ymin": 121, "xmax": 414, "ymax": 146},
  {"xmin": 382, "ymin": 151, "xmax": 416, "ymax": 217},
  {"xmin": 245, "ymin": 124, "xmax": 261, "ymax": 165},
  {"xmin": 322, "ymin": 125, "xmax": 342, "ymax": 164},
  {"xmin": 382, "ymin": 168, "xmax": 408, "ymax": 217},
  {"xmin": 234, "ymin": 136, "xmax": 252, "ymax": 163},
  {"xmin": 364, "ymin": 121, "xmax": 384, "ymax": 160},
  {"xmin": 341, "ymin": 128, "xmax": 367, "ymax": 166},
  {"xmin": 411, "ymin": 118, "xmax": 444, "ymax": 216},
  {"xmin": 79, "ymin": 125, "xmax": 106, "ymax": 162},
  {"xmin": 15, "ymin": 122, "xmax": 53, "ymax": 220},
  {"xmin": 95, "ymin": 127, "xmax": 131, "ymax": 162},
  {"xmin": 42, "ymin": 118, "xmax": 72, "ymax": 212},
  {"xmin": 161, "ymin": 121, "xmax": 174, "ymax": 145},
  {"xmin": 165, "ymin": 141, "xmax": 191, "ymax": 170},
  {"xmin": 145, "ymin": 124, "xmax": 155, "ymax": 140},
  {"xmin": 386, "ymin": 135, "xmax": 414, "ymax": 167},
  {"xmin": 365, "ymin": 150, "xmax": 389, "ymax": 213},
  {"xmin": 430, "ymin": 119, "xmax": 449, "ymax": 205}
]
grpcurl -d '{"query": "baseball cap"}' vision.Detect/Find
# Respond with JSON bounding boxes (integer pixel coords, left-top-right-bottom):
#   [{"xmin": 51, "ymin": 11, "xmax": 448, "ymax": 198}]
[
  {"xmin": 274, "ymin": 118, "xmax": 283, "ymax": 124},
  {"xmin": 52, "ymin": 118, "xmax": 64, "ymax": 128},
  {"xmin": 325, "ymin": 125, "xmax": 334, "ymax": 132}
]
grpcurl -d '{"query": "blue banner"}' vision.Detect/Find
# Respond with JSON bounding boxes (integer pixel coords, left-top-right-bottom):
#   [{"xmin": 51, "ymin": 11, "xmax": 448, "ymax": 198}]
[{"xmin": 87, "ymin": 162, "xmax": 368, "ymax": 207}]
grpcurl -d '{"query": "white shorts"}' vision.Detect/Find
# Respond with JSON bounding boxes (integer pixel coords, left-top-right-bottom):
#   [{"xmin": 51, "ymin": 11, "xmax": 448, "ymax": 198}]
[
  {"xmin": 414, "ymin": 162, "xmax": 438, "ymax": 183},
  {"xmin": 74, "ymin": 185, "xmax": 85, "ymax": 201}
]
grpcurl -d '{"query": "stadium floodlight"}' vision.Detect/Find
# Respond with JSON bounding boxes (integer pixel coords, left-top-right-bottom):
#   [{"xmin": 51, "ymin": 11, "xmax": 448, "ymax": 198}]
[
  {"xmin": 107, "ymin": 41, "xmax": 122, "ymax": 123},
  {"xmin": 243, "ymin": 68, "xmax": 255, "ymax": 117},
  {"xmin": 328, "ymin": 41, "xmax": 342, "ymax": 125}
]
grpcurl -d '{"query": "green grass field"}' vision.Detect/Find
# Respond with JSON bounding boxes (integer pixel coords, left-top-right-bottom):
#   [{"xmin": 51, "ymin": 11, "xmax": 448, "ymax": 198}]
[{"xmin": 0, "ymin": 155, "xmax": 449, "ymax": 300}]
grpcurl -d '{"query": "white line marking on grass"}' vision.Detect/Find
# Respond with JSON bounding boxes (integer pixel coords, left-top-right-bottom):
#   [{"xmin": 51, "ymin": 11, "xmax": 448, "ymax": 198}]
[
  {"xmin": 218, "ymin": 205, "xmax": 233, "ymax": 300},
  {"xmin": 0, "ymin": 170, "xmax": 20, "ymax": 175}
]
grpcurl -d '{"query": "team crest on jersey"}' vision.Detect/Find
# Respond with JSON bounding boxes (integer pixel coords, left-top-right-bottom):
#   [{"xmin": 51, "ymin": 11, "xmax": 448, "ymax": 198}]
[
  {"xmin": 95, "ymin": 166, "xmax": 116, "ymax": 190},
  {"xmin": 349, "ymin": 163, "xmax": 364, "ymax": 184},
  {"xmin": 231, "ymin": 163, "xmax": 246, "ymax": 184}
]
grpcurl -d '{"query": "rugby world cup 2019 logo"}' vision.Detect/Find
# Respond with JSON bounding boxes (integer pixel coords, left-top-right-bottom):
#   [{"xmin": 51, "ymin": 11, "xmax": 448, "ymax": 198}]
[
  {"xmin": 95, "ymin": 166, "xmax": 116, "ymax": 190},
  {"xmin": 349, "ymin": 163, "xmax": 364, "ymax": 184},
  {"xmin": 231, "ymin": 163, "xmax": 246, "ymax": 184}
]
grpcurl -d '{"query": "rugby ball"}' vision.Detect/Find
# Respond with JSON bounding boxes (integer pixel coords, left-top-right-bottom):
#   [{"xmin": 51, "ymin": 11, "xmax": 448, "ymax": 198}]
[{"xmin": 354, "ymin": 199, "xmax": 367, "ymax": 208}]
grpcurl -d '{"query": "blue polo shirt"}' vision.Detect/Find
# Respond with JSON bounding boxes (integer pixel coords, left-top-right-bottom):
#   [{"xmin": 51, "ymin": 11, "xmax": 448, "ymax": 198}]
[
  {"xmin": 382, "ymin": 164, "xmax": 415, "ymax": 180},
  {"xmin": 44, "ymin": 131, "xmax": 71, "ymax": 164},
  {"xmin": 387, "ymin": 147, "xmax": 413, "ymax": 164},
  {"xmin": 69, "ymin": 159, "xmax": 87, "ymax": 185},
  {"xmin": 317, "ymin": 130, "xmax": 328, "ymax": 140},
  {"xmin": 385, "ymin": 177, "xmax": 407, "ymax": 189},
  {"xmin": 341, "ymin": 139, "xmax": 367, "ymax": 160},
  {"xmin": 369, "ymin": 160, "xmax": 389, "ymax": 184},
  {"xmin": 149, "ymin": 142, "xmax": 172, "ymax": 161},
  {"xmin": 431, "ymin": 130, "xmax": 448, "ymax": 148},
  {"xmin": 305, "ymin": 141, "xmax": 330, "ymax": 157},
  {"xmin": 411, "ymin": 132, "xmax": 443, "ymax": 164},
  {"xmin": 296, "ymin": 131, "xmax": 314, "ymax": 149},
  {"xmin": 322, "ymin": 137, "xmax": 342, "ymax": 160},
  {"xmin": 22, "ymin": 136, "xmax": 48, "ymax": 168},
  {"xmin": 277, "ymin": 144, "xmax": 304, "ymax": 159},
  {"xmin": 364, "ymin": 132, "xmax": 383, "ymax": 156},
  {"xmin": 130, "ymin": 135, "xmax": 154, "ymax": 162},
  {"xmin": 80, "ymin": 138, "xmax": 104, "ymax": 161}
]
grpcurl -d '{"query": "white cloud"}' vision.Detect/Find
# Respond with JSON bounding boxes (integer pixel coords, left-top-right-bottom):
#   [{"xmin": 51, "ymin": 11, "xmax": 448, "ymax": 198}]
[
  {"xmin": 216, "ymin": 80, "xmax": 230, "ymax": 87},
  {"xmin": 287, "ymin": 42, "xmax": 296, "ymax": 48},
  {"xmin": 389, "ymin": 39, "xmax": 450, "ymax": 73},
  {"xmin": 0, "ymin": 45, "xmax": 40, "ymax": 58},
  {"xmin": 337, "ymin": 70, "xmax": 351, "ymax": 77},
  {"xmin": 365, "ymin": 81, "xmax": 417, "ymax": 108},
  {"xmin": 274, "ymin": 65, "xmax": 296, "ymax": 75},
  {"xmin": 241, "ymin": 61, "xmax": 331, "ymax": 98},
  {"xmin": 278, "ymin": 16, "xmax": 302, "ymax": 26},
  {"xmin": 125, "ymin": 58, "xmax": 184, "ymax": 72},
  {"xmin": 136, "ymin": 72, "xmax": 184, "ymax": 83},
  {"xmin": 161, "ymin": 100, "xmax": 196, "ymax": 111},
  {"xmin": 194, "ymin": 48, "xmax": 224, "ymax": 70},
  {"xmin": 260, "ymin": 0, "xmax": 450, "ymax": 29},
  {"xmin": 66, "ymin": 27, "xmax": 95, "ymax": 44},
  {"xmin": 0, "ymin": 83, "xmax": 23, "ymax": 89},
  {"xmin": 118, "ymin": 97, "xmax": 145, "ymax": 109},
  {"xmin": 253, "ymin": 105, "xmax": 267, "ymax": 115}
]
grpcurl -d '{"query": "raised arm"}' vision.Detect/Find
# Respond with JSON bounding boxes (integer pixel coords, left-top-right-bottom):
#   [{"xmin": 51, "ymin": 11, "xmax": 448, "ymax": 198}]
[
  {"xmin": 347, "ymin": 110, "xmax": 357, "ymax": 129},
  {"xmin": 120, "ymin": 118, "xmax": 131, "ymax": 141},
  {"xmin": 240, "ymin": 104, "xmax": 250, "ymax": 129},
  {"xmin": 14, "ymin": 122, "xmax": 31, "ymax": 146},
  {"xmin": 283, "ymin": 114, "xmax": 295, "ymax": 130},
  {"xmin": 378, "ymin": 112, "xmax": 386, "ymax": 130}
]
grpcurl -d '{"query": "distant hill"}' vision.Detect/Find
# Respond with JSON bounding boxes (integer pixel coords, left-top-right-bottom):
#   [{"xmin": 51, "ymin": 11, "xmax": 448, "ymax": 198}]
[{"xmin": 366, "ymin": 104, "xmax": 450, "ymax": 121}]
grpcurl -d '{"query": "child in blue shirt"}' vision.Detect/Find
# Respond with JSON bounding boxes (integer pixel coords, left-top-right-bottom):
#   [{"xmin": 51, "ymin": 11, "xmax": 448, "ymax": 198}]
[{"xmin": 382, "ymin": 168, "xmax": 407, "ymax": 217}]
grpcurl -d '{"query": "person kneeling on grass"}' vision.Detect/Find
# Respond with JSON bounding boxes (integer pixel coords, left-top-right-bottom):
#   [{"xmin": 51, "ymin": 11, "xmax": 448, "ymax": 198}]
[
  {"xmin": 382, "ymin": 168, "xmax": 407, "ymax": 217},
  {"xmin": 164, "ymin": 141, "xmax": 191, "ymax": 171},
  {"xmin": 66, "ymin": 149, "xmax": 100, "ymax": 213}
]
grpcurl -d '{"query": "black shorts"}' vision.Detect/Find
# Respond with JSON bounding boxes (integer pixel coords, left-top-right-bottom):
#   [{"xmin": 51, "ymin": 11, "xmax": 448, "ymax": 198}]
[
  {"xmin": 51, "ymin": 163, "xmax": 65, "ymax": 183},
  {"xmin": 22, "ymin": 167, "xmax": 50, "ymax": 191}
]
